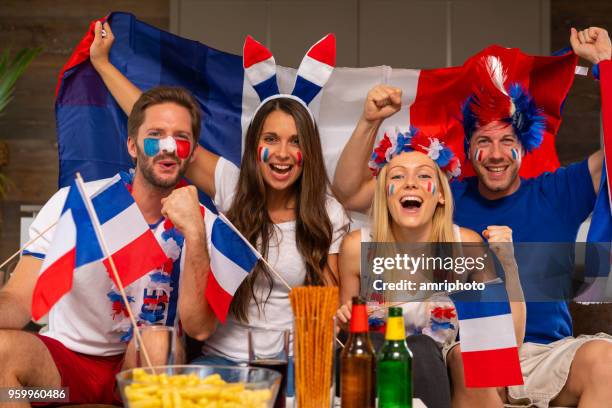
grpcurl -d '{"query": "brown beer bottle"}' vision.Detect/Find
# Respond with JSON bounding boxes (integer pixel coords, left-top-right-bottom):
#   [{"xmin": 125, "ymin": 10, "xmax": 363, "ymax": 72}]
[{"xmin": 340, "ymin": 296, "xmax": 376, "ymax": 408}]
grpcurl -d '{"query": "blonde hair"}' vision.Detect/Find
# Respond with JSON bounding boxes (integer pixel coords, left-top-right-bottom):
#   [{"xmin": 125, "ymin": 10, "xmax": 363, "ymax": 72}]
[{"xmin": 371, "ymin": 159, "xmax": 456, "ymax": 243}]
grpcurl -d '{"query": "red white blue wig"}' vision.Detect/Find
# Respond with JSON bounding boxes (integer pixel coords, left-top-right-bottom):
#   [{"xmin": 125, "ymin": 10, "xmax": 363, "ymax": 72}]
[
  {"xmin": 462, "ymin": 55, "xmax": 546, "ymax": 154},
  {"xmin": 243, "ymin": 34, "xmax": 336, "ymax": 121},
  {"xmin": 369, "ymin": 127, "xmax": 462, "ymax": 178}
]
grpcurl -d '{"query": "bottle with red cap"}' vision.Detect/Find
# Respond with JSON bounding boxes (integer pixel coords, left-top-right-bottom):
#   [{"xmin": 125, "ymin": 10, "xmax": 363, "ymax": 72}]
[{"xmin": 340, "ymin": 296, "xmax": 376, "ymax": 408}]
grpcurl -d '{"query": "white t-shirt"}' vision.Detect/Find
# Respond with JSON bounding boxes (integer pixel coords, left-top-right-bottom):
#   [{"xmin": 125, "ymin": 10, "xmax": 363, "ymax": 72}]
[
  {"xmin": 360, "ymin": 226, "xmax": 460, "ymax": 346},
  {"xmin": 201, "ymin": 157, "xmax": 349, "ymax": 361},
  {"xmin": 25, "ymin": 175, "xmax": 186, "ymax": 356}
]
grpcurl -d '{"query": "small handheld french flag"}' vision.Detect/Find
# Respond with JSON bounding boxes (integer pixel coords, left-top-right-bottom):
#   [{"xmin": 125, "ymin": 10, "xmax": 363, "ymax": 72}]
[
  {"xmin": 203, "ymin": 208, "xmax": 260, "ymax": 323},
  {"xmin": 92, "ymin": 174, "xmax": 169, "ymax": 287},
  {"xmin": 32, "ymin": 179, "xmax": 104, "ymax": 320},
  {"xmin": 31, "ymin": 175, "xmax": 169, "ymax": 320},
  {"xmin": 450, "ymin": 281, "xmax": 523, "ymax": 388}
]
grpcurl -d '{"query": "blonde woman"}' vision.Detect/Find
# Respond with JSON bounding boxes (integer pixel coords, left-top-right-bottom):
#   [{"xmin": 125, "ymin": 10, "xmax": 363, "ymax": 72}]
[{"xmin": 336, "ymin": 103, "xmax": 524, "ymax": 407}]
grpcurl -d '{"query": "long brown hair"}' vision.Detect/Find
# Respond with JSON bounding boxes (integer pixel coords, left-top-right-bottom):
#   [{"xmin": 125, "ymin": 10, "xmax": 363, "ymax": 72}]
[{"xmin": 227, "ymin": 98, "xmax": 334, "ymax": 322}]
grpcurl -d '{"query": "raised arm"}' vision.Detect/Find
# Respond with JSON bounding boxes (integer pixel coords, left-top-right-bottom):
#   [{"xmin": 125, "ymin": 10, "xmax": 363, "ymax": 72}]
[
  {"xmin": 333, "ymin": 85, "xmax": 402, "ymax": 212},
  {"xmin": 162, "ymin": 186, "xmax": 218, "ymax": 341},
  {"xmin": 483, "ymin": 226, "xmax": 526, "ymax": 347},
  {"xmin": 570, "ymin": 26, "xmax": 611, "ymax": 194},
  {"xmin": 0, "ymin": 256, "xmax": 42, "ymax": 329},
  {"xmin": 90, "ymin": 21, "xmax": 142, "ymax": 115},
  {"xmin": 90, "ymin": 21, "xmax": 219, "ymax": 197}
]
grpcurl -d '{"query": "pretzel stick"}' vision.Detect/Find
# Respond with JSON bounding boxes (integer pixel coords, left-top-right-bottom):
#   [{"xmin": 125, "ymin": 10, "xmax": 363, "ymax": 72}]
[{"xmin": 0, "ymin": 221, "xmax": 58, "ymax": 271}]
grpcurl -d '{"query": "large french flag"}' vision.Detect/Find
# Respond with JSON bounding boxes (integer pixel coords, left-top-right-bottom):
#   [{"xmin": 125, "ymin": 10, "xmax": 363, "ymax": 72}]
[
  {"xmin": 31, "ymin": 175, "xmax": 168, "ymax": 320},
  {"xmin": 55, "ymin": 12, "xmax": 576, "ymax": 189},
  {"xmin": 582, "ymin": 60, "xmax": 612, "ymax": 301},
  {"xmin": 450, "ymin": 282, "xmax": 523, "ymax": 388},
  {"xmin": 203, "ymin": 208, "xmax": 259, "ymax": 323}
]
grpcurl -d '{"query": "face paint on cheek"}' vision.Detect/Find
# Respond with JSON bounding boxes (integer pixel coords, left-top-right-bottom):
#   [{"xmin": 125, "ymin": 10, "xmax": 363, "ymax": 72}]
[
  {"xmin": 295, "ymin": 151, "xmax": 303, "ymax": 167},
  {"xmin": 258, "ymin": 146, "xmax": 270, "ymax": 163},
  {"xmin": 511, "ymin": 147, "xmax": 521, "ymax": 165},
  {"xmin": 473, "ymin": 148, "xmax": 484, "ymax": 163},
  {"xmin": 426, "ymin": 181, "xmax": 436, "ymax": 195},
  {"xmin": 143, "ymin": 138, "xmax": 160, "ymax": 157},
  {"xmin": 175, "ymin": 139, "xmax": 191, "ymax": 159},
  {"xmin": 387, "ymin": 183, "xmax": 395, "ymax": 197}
]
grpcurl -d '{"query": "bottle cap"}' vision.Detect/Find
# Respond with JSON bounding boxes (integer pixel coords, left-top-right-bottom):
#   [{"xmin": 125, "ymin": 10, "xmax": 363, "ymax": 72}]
[
  {"xmin": 385, "ymin": 307, "xmax": 406, "ymax": 340},
  {"xmin": 349, "ymin": 297, "xmax": 369, "ymax": 333},
  {"xmin": 388, "ymin": 306, "xmax": 403, "ymax": 317}
]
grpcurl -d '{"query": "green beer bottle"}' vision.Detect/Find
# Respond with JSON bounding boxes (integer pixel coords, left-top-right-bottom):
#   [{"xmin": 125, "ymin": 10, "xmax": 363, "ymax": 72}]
[{"xmin": 377, "ymin": 307, "xmax": 412, "ymax": 408}]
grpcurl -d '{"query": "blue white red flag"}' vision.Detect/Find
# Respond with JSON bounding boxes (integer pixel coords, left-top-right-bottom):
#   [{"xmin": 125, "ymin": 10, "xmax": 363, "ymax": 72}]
[
  {"xmin": 55, "ymin": 12, "xmax": 577, "ymax": 188},
  {"xmin": 203, "ymin": 209, "xmax": 259, "ymax": 323},
  {"xmin": 450, "ymin": 281, "xmax": 523, "ymax": 388},
  {"xmin": 31, "ymin": 175, "xmax": 168, "ymax": 319},
  {"xmin": 92, "ymin": 174, "xmax": 169, "ymax": 287},
  {"xmin": 31, "ymin": 178, "xmax": 104, "ymax": 320},
  {"xmin": 583, "ymin": 60, "xmax": 612, "ymax": 301}
]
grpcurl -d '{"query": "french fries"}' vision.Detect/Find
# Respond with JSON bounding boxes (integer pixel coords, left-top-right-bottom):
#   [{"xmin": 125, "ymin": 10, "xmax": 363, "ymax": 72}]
[{"xmin": 124, "ymin": 369, "xmax": 273, "ymax": 408}]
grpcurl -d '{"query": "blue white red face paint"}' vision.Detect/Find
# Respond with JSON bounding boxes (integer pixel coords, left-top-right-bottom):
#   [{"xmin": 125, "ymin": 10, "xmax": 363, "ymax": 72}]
[
  {"xmin": 143, "ymin": 136, "xmax": 191, "ymax": 159},
  {"xmin": 258, "ymin": 146, "xmax": 270, "ymax": 163},
  {"xmin": 258, "ymin": 146, "xmax": 303, "ymax": 166},
  {"xmin": 425, "ymin": 181, "xmax": 436, "ymax": 194},
  {"xmin": 511, "ymin": 147, "xmax": 522, "ymax": 165},
  {"xmin": 473, "ymin": 148, "xmax": 484, "ymax": 163},
  {"xmin": 387, "ymin": 183, "xmax": 395, "ymax": 196}
]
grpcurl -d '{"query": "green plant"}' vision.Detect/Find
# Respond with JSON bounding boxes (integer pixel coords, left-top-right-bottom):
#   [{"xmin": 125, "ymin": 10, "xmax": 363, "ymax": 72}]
[
  {"xmin": 0, "ymin": 47, "xmax": 41, "ymax": 198},
  {"xmin": 0, "ymin": 48, "xmax": 41, "ymax": 114}
]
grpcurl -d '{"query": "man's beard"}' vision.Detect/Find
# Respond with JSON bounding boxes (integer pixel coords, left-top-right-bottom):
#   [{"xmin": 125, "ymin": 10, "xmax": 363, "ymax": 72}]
[{"xmin": 136, "ymin": 146, "xmax": 187, "ymax": 189}]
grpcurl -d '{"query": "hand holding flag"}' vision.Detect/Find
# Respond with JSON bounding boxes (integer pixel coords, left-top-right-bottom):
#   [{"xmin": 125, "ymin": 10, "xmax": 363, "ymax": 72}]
[
  {"xmin": 154, "ymin": 185, "xmax": 266, "ymax": 324},
  {"xmin": 90, "ymin": 20, "xmax": 115, "ymax": 70}
]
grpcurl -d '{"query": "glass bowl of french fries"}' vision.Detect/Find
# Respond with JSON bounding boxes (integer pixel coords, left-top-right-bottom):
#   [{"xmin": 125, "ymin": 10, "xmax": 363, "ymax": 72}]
[{"xmin": 116, "ymin": 365, "xmax": 281, "ymax": 408}]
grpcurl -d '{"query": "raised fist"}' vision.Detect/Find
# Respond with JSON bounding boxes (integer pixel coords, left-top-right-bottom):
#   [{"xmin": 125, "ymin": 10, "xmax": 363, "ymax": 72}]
[
  {"xmin": 362, "ymin": 85, "xmax": 402, "ymax": 123},
  {"xmin": 483, "ymin": 225, "xmax": 515, "ymax": 267},
  {"xmin": 570, "ymin": 27, "xmax": 611, "ymax": 65}
]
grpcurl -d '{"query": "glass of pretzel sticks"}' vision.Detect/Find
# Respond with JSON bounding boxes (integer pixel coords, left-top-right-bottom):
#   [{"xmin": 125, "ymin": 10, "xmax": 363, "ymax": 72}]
[
  {"xmin": 289, "ymin": 286, "xmax": 338, "ymax": 408},
  {"xmin": 116, "ymin": 365, "xmax": 281, "ymax": 408}
]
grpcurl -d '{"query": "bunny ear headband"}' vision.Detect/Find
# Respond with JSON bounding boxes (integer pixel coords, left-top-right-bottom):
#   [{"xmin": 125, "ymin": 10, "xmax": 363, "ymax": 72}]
[{"xmin": 243, "ymin": 33, "xmax": 336, "ymax": 121}]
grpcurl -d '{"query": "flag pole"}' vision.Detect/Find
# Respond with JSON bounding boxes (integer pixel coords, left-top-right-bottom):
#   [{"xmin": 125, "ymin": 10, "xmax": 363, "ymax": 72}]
[
  {"xmin": 217, "ymin": 212, "xmax": 344, "ymax": 348},
  {"xmin": 74, "ymin": 173, "xmax": 155, "ymax": 370},
  {"xmin": 0, "ymin": 221, "xmax": 58, "ymax": 271}
]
